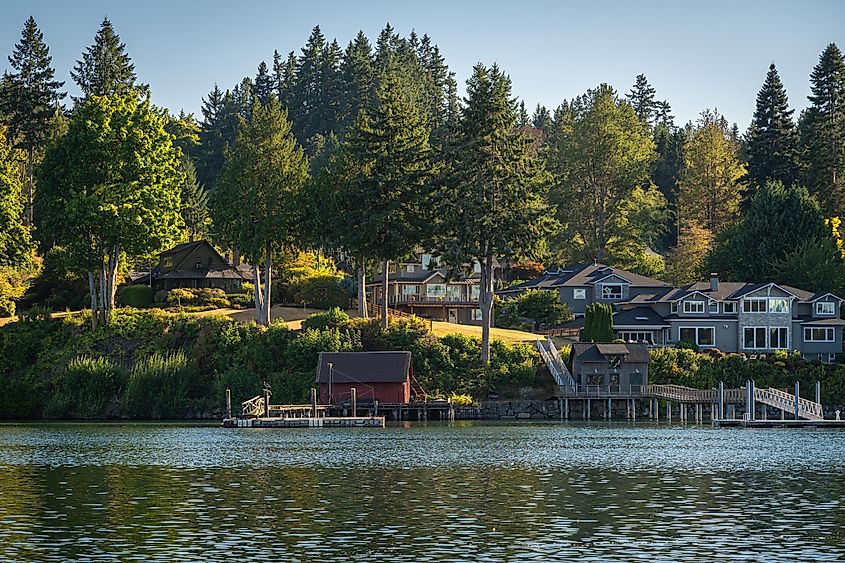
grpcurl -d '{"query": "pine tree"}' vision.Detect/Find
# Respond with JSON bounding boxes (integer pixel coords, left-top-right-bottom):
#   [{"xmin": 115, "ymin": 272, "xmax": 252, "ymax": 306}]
[
  {"xmin": 273, "ymin": 50, "xmax": 297, "ymax": 108},
  {"xmin": 800, "ymin": 43, "xmax": 845, "ymax": 215},
  {"xmin": 71, "ymin": 17, "xmax": 137, "ymax": 98},
  {"xmin": 746, "ymin": 63, "xmax": 801, "ymax": 201},
  {"xmin": 290, "ymin": 26, "xmax": 327, "ymax": 146},
  {"xmin": 197, "ymin": 84, "xmax": 227, "ymax": 188},
  {"xmin": 532, "ymin": 103, "xmax": 552, "ymax": 131},
  {"xmin": 626, "ymin": 74, "xmax": 657, "ymax": 125},
  {"xmin": 179, "ymin": 157, "xmax": 210, "ymax": 242},
  {"xmin": 654, "ymin": 100, "xmax": 673, "ymax": 128},
  {"xmin": 441, "ymin": 64, "xmax": 554, "ymax": 364},
  {"xmin": 0, "ymin": 16, "xmax": 65, "ymax": 225},
  {"xmin": 517, "ymin": 101, "xmax": 530, "ymax": 127},
  {"xmin": 253, "ymin": 61, "xmax": 273, "ymax": 104},
  {"xmin": 340, "ymin": 32, "xmax": 375, "ymax": 131},
  {"xmin": 652, "ymin": 123, "xmax": 685, "ymax": 247}
]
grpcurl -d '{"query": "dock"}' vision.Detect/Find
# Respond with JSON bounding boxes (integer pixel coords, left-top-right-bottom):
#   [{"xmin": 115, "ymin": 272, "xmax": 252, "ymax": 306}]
[
  {"xmin": 222, "ymin": 416, "xmax": 385, "ymax": 428},
  {"xmin": 715, "ymin": 418, "xmax": 845, "ymax": 428}
]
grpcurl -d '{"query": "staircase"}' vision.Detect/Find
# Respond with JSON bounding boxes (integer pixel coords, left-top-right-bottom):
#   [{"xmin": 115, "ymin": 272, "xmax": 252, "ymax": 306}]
[
  {"xmin": 754, "ymin": 387, "xmax": 824, "ymax": 420},
  {"xmin": 536, "ymin": 338, "xmax": 575, "ymax": 387}
]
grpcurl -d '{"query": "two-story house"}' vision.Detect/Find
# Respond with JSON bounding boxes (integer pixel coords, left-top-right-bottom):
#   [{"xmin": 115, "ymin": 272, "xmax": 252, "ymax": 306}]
[
  {"xmin": 366, "ymin": 253, "xmax": 486, "ymax": 325},
  {"xmin": 499, "ymin": 264, "xmax": 845, "ymax": 361},
  {"xmin": 131, "ymin": 240, "xmax": 252, "ymax": 293}
]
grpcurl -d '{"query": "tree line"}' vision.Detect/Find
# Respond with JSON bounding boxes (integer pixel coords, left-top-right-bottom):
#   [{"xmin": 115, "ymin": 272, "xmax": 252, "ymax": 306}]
[{"xmin": 1, "ymin": 16, "xmax": 845, "ymax": 365}]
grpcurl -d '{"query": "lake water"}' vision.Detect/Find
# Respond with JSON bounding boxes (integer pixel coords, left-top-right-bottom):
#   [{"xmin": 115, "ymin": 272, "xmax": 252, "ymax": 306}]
[{"xmin": 0, "ymin": 422, "xmax": 843, "ymax": 561}]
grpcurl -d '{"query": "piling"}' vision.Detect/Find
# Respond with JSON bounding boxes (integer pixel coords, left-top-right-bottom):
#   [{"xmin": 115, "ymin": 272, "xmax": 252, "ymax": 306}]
[
  {"xmin": 351, "ymin": 387, "xmax": 357, "ymax": 418},
  {"xmin": 226, "ymin": 388, "xmax": 232, "ymax": 419},
  {"xmin": 816, "ymin": 381, "xmax": 821, "ymax": 405},
  {"xmin": 794, "ymin": 381, "xmax": 800, "ymax": 419},
  {"xmin": 311, "ymin": 388, "xmax": 318, "ymax": 417},
  {"xmin": 263, "ymin": 388, "xmax": 270, "ymax": 418}
]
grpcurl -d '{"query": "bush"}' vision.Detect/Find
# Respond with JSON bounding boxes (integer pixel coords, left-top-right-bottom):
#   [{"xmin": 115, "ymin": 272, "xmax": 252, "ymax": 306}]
[
  {"xmin": 302, "ymin": 307, "xmax": 350, "ymax": 331},
  {"xmin": 229, "ymin": 293, "xmax": 253, "ymax": 308},
  {"xmin": 118, "ymin": 285, "xmax": 154, "ymax": 308},
  {"xmin": 165, "ymin": 287, "xmax": 230, "ymax": 309},
  {"xmin": 123, "ymin": 350, "xmax": 201, "ymax": 418},
  {"xmin": 291, "ymin": 275, "xmax": 348, "ymax": 309},
  {"xmin": 44, "ymin": 356, "xmax": 125, "ymax": 419},
  {"xmin": 495, "ymin": 289, "xmax": 573, "ymax": 330}
]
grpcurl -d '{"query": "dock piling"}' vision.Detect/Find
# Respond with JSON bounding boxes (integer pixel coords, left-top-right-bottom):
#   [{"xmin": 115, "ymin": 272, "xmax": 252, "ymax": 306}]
[
  {"xmin": 351, "ymin": 387, "xmax": 357, "ymax": 418},
  {"xmin": 226, "ymin": 388, "xmax": 232, "ymax": 419}
]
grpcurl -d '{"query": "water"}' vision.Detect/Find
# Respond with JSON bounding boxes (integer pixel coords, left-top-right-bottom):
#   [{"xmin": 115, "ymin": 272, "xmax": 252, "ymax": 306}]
[{"xmin": 0, "ymin": 422, "xmax": 843, "ymax": 561}]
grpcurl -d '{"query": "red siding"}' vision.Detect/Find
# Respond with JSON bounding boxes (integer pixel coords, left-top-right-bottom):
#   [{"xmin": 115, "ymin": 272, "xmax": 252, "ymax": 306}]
[{"xmin": 319, "ymin": 380, "xmax": 410, "ymax": 404}]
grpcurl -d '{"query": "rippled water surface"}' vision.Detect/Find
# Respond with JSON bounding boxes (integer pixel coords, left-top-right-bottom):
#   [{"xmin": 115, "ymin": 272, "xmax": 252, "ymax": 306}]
[{"xmin": 0, "ymin": 422, "xmax": 843, "ymax": 561}]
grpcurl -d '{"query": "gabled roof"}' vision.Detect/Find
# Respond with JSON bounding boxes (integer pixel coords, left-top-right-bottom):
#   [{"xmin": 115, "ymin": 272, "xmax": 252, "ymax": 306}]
[
  {"xmin": 497, "ymin": 263, "xmax": 669, "ymax": 295},
  {"xmin": 613, "ymin": 307, "xmax": 670, "ymax": 328},
  {"xmin": 571, "ymin": 342, "xmax": 650, "ymax": 364},
  {"xmin": 315, "ymin": 352, "xmax": 412, "ymax": 383}
]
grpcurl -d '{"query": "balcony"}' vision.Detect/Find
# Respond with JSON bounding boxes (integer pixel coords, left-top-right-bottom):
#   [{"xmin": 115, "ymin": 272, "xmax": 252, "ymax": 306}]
[{"xmin": 387, "ymin": 294, "xmax": 478, "ymax": 305}]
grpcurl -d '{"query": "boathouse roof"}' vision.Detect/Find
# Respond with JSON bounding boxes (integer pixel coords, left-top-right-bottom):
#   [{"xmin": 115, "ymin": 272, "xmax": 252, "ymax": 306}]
[{"xmin": 315, "ymin": 351, "xmax": 412, "ymax": 384}]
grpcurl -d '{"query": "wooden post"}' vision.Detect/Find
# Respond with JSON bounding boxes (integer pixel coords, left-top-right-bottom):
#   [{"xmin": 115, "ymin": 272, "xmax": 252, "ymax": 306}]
[
  {"xmin": 374, "ymin": 400, "xmax": 379, "ymax": 416},
  {"xmin": 794, "ymin": 381, "xmax": 800, "ymax": 419},
  {"xmin": 718, "ymin": 381, "xmax": 724, "ymax": 420},
  {"xmin": 226, "ymin": 388, "xmax": 232, "ymax": 419},
  {"xmin": 654, "ymin": 399, "xmax": 659, "ymax": 422},
  {"xmin": 816, "ymin": 381, "xmax": 821, "ymax": 405},
  {"xmin": 351, "ymin": 387, "xmax": 357, "ymax": 418},
  {"xmin": 606, "ymin": 398, "xmax": 611, "ymax": 420},
  {"xmin": 564, "ymin": 398, "xmax": 569, "ymax": 420},
  {"xmin": 586, "ymin": 399, "xmax": 591, "ymax": 420},
  {"xmin": 666, "ymin": 401, "xmax": 671, "ymax": 422},
  {"xmin": 263, "ymin": 388, "xmax": 270, "ymax": 418},
  {"xmin": 311, "ymin": 388, "xmax": 318, "ymax": 418}
]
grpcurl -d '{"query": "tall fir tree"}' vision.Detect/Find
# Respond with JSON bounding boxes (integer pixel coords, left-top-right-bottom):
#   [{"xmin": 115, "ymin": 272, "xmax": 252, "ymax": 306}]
[
  {"xmin": 0, "ymin": 16, "xmax": 65, "ymax": 225},
  {"xmin": 745, "ymin": 63, "xmax": 801, "ymax": 201},
  {"xmin": 626, "ymin": 74, "xmax": 657, "ymax": 125},
  {"xmin": 71, "ymin": 17, "xmax": 137, "ymax": 98},
  {"xmin": 532, "ymin": 103, "xmax": 552, "ymax": 132},
  {"xmin": 517, "ymin": 101, "xmax": 530, "ymax": 127},
  {"xmin": 652, "ymin": 123, "xmax": 685, "ymax": 248},
  {"xmin": 253, "ymin": 61, "xmax": 273, "ymax": 104},
  {"xmin": 340, "ymin": 31, "xmax": 375, "ymax": 131},
  {"xmin": 800, "ymin": 43, "xmax": 845, "ymax": 215}
]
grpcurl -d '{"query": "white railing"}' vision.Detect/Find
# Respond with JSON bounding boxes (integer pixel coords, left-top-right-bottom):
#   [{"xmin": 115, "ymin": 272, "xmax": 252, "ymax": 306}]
[
  {"xmin": 241, "ymin": 395, "xmax": 265, "ymax": 418},
  {"xmin": 389, "ymin": 294, "xmax": 476, "ymax": 304},
  {"xmin": 755, "ymin": 387, "xmax": 823, "ymax": 420}
]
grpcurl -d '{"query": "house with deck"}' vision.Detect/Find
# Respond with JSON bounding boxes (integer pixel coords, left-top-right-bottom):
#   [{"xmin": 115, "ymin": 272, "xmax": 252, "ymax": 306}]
[
  {"xmin": 131, "ymin": 240, "xmax": 252, "ymax": 293},
  {"xmin": 570, "ymin": 343, "xmax": 650, "ymax": 387},
  {"xmin": 366, "ymin": 253, "xmax": 487, "ymax": 325}
]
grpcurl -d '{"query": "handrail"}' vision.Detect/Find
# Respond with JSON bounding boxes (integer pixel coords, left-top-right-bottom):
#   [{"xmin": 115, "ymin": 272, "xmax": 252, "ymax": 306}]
[
  {"xmin": 754, "ymin": 387, "xmax": 823, "ymax": 420},
  {"xmin": 241, "ymin": 395, "xmax": 265, "ymax": 417}
]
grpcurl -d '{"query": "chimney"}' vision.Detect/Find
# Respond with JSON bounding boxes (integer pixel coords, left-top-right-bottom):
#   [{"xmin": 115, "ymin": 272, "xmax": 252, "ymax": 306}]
[{"xmin": 710, "ymin": 273, "xmax": 719, "ymax": 292}]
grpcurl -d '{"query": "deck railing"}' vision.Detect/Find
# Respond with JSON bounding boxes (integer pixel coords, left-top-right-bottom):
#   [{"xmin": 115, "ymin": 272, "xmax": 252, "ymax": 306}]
[{"xmin": 755, "ymin": 387, "xmax": 823, "ymax": 420}]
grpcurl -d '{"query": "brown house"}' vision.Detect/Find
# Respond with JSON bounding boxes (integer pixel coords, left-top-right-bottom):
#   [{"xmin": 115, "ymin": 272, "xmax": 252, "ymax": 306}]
[
  {"xmin": 316, "ymin": 351, "xmax": 412, "ymax": 404},
  {"xmin": 132, "ymin": 240, "xmax": 252, "ymax": 293}
]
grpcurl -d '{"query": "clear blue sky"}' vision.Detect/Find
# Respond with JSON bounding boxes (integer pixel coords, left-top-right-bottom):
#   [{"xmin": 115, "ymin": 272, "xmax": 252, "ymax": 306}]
[{"xmin": 2, "ymin": 0, "xmax": 843, "ymax": 128}]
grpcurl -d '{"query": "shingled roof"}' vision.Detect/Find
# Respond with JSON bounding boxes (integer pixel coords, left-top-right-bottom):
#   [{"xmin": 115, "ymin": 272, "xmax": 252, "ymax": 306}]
[
  {"xmin": 315, "ymin": 351, "xmax": 412, "ymax": 383},
  {"xmin": 571, "ymin": 342, "xmax": 650, "ymax": 364}
]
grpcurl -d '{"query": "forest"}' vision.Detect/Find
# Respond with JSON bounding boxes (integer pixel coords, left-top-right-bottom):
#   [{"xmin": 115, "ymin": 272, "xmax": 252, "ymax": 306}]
[{"xmin": 1, "ymin": 16, "xmax": 845, "ymax": 367}]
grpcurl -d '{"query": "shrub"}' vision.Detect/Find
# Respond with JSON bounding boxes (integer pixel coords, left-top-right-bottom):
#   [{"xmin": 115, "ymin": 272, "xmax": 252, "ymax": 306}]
[
  {"xmin": 165, "ymin": 287, "xmax": 230, "ymax": 308},
  {"xmin": 291, "ymin": 275, "xmax": 348, "ymax": 309},
  {"xmin": 229, "ymin": 293, "xmax": 253, "ymax": 308},
  {"xmin": 449, "ymin": 393, "xmax": 475, "ymax": 406},
  {"xmin": 118, "ymin": 285, "xmax": 154, "ymax": 308},
  {"xmin": 583, "ymin": 303, "xmax": 613, "ymax": 342},
  {"xmin": 495, "ymin": 289, "xmax": 573, "ymax": 330},
  {"xmin": 44, "ymin": 356, "xmax": 125, "ymax": 419},
  {"xmin": 123, "ymin": 350, "xmax": 200, "ymax": 418},
  {"xmin": 302, "ymin": 307, "xmax": 350, "ymax": 331}
]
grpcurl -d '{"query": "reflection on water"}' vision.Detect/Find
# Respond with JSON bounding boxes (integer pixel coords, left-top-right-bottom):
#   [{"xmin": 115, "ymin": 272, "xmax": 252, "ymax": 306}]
[{"xmin": 0, "ymin": 422, "xmax": 843, "ymax": 561}]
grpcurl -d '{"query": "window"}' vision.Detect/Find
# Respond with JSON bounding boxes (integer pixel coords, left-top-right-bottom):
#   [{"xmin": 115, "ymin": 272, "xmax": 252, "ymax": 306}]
[
  {"xmin": 388, "ymin": 263, "xmax": 397, "ymax": 274},
  {"xmin": 683, "ymin": 301, "xmax": 705, "ymax": 314},
  {"xmin": 162, "ymin": 257, "xmax": 173, "ymax": 268},
  {"xmin": 421, "ymin": 254, "xmax": 432, "ymax": 269},
  {"xmin": 768, "ymin": 298, "xmax": 789, "ymax": 313},
  {"xmin": 473, "ymin": 261, "xmax": 481, "ymax": 274},
  {"xmin": 573, "ymin": 288, "xmax": 586, "ymax": 300},
  {"xmin": 407, "ymin": 264, "xmax": 415, "ymax": 273},
  {"xmin": 679, "ymin": 327, "xmax": 715, "ymax": 347},
  {"xmin": 709, "ymin": 301, "xmax": 719, "ymax": 313},
  {"xmin": 470, "ymin": 285, "xmax": 480, "ymax": 301},
  {"xmin": 816, "ymin": 302, "xmax": 836, "ymax": 316},
  {"xmin": 608, "ymin": 355, "xmax": 622, "ymax": 369},
  {"xmin": 620, "ymin": 331, "xmax": 653, "ymax": 344},
  {"xmin": 601, "ymin": 284, "xmax": 624, "ymax": 299},
  {"xmin": 742, "ymin": 298, "xmax": 767, "ymax": 313},
  {"xmin": 426, "ymin": 284, "xmax": 446, "ymax": 299},
  {"xmin": 671, "ymin": 302, "xmax": 678, "ymax": 314},
  {"xmin": 743, "ymin": 327, "xmax": 768, "ymax": 349},
  {"xmin": 804, "ymin": 327, "xmax": 835, "ymax": 342},
  {"xmin": 770, "ymin": 327, "xmax": 788, "ymax": 349},
  {"xmin": 402, "ymin": 285, "xmax": 419, "ymax": 296},
  {"xmin": 446, "ymin": 285, "xmax": 462, "ymax": 301},
  {"xmin": 471, "ymin": 308, "xmax": 482, "ymax": 321},
  {"xmin": 723, "ymin": 302, "xmax": 737, "ymax": 314}
]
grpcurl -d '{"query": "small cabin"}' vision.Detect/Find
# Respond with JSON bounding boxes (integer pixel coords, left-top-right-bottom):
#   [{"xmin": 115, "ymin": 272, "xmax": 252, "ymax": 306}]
[
  {"xmin": 570, "ymin": 343, "xmax": 650, "ymax": 388},
  {"xmin": 315, "ymin": 351, "xmax": 411, "ymax": 404},
  {"xmin": 131, "ymin": 240, "xmax": 251, "ymax": 293}
]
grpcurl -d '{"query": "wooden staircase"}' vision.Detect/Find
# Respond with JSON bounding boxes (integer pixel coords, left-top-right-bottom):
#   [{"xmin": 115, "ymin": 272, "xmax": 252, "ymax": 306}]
[{"xmin": 536, "ymin": 338, "xmax": 576, "ymax": 387}]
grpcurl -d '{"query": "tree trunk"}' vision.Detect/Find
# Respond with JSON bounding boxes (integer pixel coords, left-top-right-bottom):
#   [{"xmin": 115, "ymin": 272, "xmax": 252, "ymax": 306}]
[
  {"xmin": 252, "ymin": 262, "xmax": 264, "ymax": 324},
  {"xmin": 381, "ymin": 259, "xmax": 389, "ymax": 330},
  {"xmin": 263, "ymin": 242, "xmax": 272, "ymax": 326},
  {"xmin": 358, "ymin": 265, "xmax": 368, "ymax": 318},
  {"xmin": 480, "ymin": 252, "xmax": 495, "ymax": 367},
  {"xmin": 98, "ymin": 265, "xmax": 108, "ymax": 326},
  {"xmin": 88, "ymin": 271, "xmax": 98, "ymax": 330},
  {"xmin": 107, "ymin": 243, "xmax": 120, "ymax": 312},
  {"xmin": 26, "ymin": 147, "xmax": 34, "ymax": 226}
]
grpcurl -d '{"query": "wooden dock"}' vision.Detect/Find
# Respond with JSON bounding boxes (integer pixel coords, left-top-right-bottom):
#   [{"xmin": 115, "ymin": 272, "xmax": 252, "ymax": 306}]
[
  {"xmin": 222, "ymin": 416, "xmax": 385, "ymax": 428},
  {"xmin": 714, "ymin": 418, "xmax": 845, "ymax": 429}
]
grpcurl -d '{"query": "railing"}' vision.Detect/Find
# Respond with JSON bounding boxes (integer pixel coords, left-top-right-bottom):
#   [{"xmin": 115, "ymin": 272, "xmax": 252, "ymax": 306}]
[
  {"xmin": 388, "ymin": 295, "xmax": 477, "ymax": 305},
  {"xmin": 755, "ymin": 387, "xmax": 823, "ymax": 420},
  {"xmin": 366, "ymin": 301, "xmax": 415, "ymax": 319},
  {"xmin": 241, "ymin": 395, "xmax": 265, "ymax": 418},
  {"xmin": 558, "ymin": 384, "xmax": 647, "ymax": 398},
  {"xmin": 645, "ymin": 384, "xmax": 744, "ymax": 403},
  {"xmin": 537, "ymin": 327, "xmax": 581, "ymax": 338}
]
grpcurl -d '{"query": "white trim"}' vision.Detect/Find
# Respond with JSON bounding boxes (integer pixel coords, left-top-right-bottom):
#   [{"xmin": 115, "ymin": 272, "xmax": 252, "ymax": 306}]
[
  {"xmin": 723, "ymin": 301, "xmax": 737, "ymax": 314},
  {"xmin": 573, "ymin": 288, "xmax": 586, "ymax": 300},
  {"xmin": 804, "ymin": 327, "xmax": 835, "ymax": 342},
  {"xmin": 590, "ymin": 273, "xmax": 632, "ymax": 285},
  {"xmin": 600, "ymin": 283, "xmax": 625, "ymax": 300},
  {"xmin": 809, "ymin": 292, "xmax": 845, "ymax": 303},
  {"xmin": 816, "ymin": 301, "xmax": 836, "ymax": 316},
  {"xmin": 742, "ymin": 297, "xmax": 768, "ymax": 313},
  {"xmin": 683, "ymin": 300, "xmax": 706, "ymax": 314},
  {"xmin": 743, "ymin": 326, "xmax": 789, "ymax": 350}
]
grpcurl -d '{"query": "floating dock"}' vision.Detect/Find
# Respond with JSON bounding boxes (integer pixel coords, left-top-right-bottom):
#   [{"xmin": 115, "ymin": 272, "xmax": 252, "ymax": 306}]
[
  {"xmin": 714, "ymin": 419, "xmax": 845, "ymax": 429},
  {"xmin": 222, "ymin": 416, "xmax": 385, "ymax": 428}
]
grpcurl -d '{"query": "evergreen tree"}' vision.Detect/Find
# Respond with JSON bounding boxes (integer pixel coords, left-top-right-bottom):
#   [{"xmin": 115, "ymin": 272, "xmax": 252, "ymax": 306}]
[
  {"xmin": 441, "ymin": 64, "xmax": 554, "ymax": 365},
  {"xmin": 677, "ymin": 110, "xmax": 745, "ymax": 233},
  {"xmin": 0, "ymin": 126, "xmax": 33, "ymax": 267},
  {"xmin": 290, "ymin": 26, "xmax": 327, "ymax": 146},
  {"xmin": 800, "ymin": 43, "xmax": 845, "ymax": 215},
  {"xmin": 532, "ymin": 103, "xmax": 552, "ymax": 131},
  {"xmin": 71, "ymin": 17, "xmax": 137, "ymax": 98},
  {"xmin": 197, "ymin": 84, "xmax": 227, "ymax": 188},
  {"xmin": 746, "ymin": 63, "xmax": 800, "ymax": 200},
  {"xmin": 582, "ymin": 303, "xmax": 614, "ymax": 342},
  {"xmin": 253, "ymin": 61, "xmax": 273, "ymax": 104},
  {"xmin": 0, "ymin": 16, "xmax": 65, "ymax": 225},
  {"xmin": 654, "ymin": 100, "xmax": 674, "ymax": 128},
  {"xmin": 274, "ymin": 50, "xmax": 297, "ymax": 108},
  {"xmin": 626, "ymin": 74, "xmax": 657, "ymax": 125},
  {"xmin": 179, "ymin": 157, "xmax": 210, "ymax": 242},
  {"xmin": 517, "ymin": 101, "xmax": 530, "ymax": 127},
  {"xmin": 211, "ymin": 98, "xmax": 309, "ymax": 325},
  {"xmin": 340, "ymin": 31, "xmax": 375, "ymax": 131},
  {"xmin": 652, "ymin": 123, "xmax": 685, "ymax": 247}
]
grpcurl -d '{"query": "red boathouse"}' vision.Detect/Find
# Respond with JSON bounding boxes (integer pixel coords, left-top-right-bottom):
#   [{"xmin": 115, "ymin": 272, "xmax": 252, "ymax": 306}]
[{"xmin": 316, "ymin": 351, "xmax": 411, "ymax": 404}]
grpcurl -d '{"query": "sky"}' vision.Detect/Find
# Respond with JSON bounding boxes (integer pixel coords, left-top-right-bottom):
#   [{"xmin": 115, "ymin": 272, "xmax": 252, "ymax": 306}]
[{"xmin": 1, "ymin": 0, "xmax": 843, "ymax": 129}]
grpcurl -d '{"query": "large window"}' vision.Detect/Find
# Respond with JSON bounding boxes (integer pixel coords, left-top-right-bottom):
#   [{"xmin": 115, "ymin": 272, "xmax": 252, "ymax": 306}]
[
  {"xmin": 804, "ymin": 327, "xmax": 835, "ymax": 342},
  {"xmin": 426, "ymin": 284, "xmax": 446, "ymax": 299},
  {"xmin": 470, "ymin": 284, "xmax": 480, "ymax": 301},
  {"xmin": 402, "ymin": 284, "xmax": 419, "ymax": 296},
  {"xmin": 683, "ymin": 301, "xmax": 705, "ymax": 313},
  {"xmin": 620, "ymin": 331, "xmax": 653, "ymax": 344},
  {"xmin": 743, "ymin": 327, "xmax": 767, "ymax": 349},
  {"xmin": 573, "ymin": 288, "xmax": 586, "ymax": 300},
  {"xmin": 679, "ymin": 327, "xmax": 715, "ymax": 347},
  {"xmin": 723, "ymin": 302, "xmax": 737, "ymax": 314},
  {"xmin": 601, "ymin": 284, "xmax": 624, "ymax": 299},
  {"xmin": 446, "ymin": 285, "xmax": 462, "ymax": 301},
  {"xmin": 770, "ymin": 327, "xmax": 788, "ymax": 349},
  {"xmin": 769, "ymin": 298, "xmax": 789, "ymax": 313},
  {"xmin": 816, "ymin": 301, "xmax": 836, "ymax": 315},
  {"xmin": 742, "ymin": 298, "xmax": 767, "ymax": 313}
]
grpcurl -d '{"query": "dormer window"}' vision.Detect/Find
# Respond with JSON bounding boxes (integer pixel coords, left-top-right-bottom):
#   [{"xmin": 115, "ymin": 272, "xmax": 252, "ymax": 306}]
[
  {"xmin": 816, "ymin": 302, "xmax": 836, "ymax": 316},
  {"xmin": 407, "ymin": 264, "xmax": 415, "ymax": 273},
  {"xmin": 601, "ymin": 284, "xmax": 624, "ymax": 299},
  {"xmin": 671, "ymin": 302, "xmax": 678, "ymax": 314},
  {"xmin": 709, "ymin": 301, "xmax": 718, "ymax": 313},
  {"xmin": 162, "ymin": 257, "xmax": 173, "ymax": 268},
  {"xmin": 683, "ymin": 301, "xmax": 705, "ymax": 313}
]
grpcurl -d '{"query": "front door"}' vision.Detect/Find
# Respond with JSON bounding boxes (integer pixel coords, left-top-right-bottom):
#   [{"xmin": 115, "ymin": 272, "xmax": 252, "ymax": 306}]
[{"xmin": 448, "ymin": 308, "xmax": 458, "ymax": 323}]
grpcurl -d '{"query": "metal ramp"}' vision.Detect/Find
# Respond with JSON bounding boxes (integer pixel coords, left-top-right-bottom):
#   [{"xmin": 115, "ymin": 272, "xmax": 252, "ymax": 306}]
[
  {"xmin": 754, "ymin": 387, "xmax": 823, "ymax": 420},
  {"xmin": 536, "ymin": 338, "xmax": 575, "ymax": 387}
]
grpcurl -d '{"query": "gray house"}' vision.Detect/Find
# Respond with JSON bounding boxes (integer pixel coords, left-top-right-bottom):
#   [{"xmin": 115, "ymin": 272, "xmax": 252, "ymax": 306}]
[{"xmin": 570, "ymin": 343, "xmax": 650, "ymax": 387}]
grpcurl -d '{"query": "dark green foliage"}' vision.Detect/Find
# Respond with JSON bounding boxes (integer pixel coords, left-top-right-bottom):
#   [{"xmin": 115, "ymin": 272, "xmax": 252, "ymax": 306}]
[
  {"xmin": 626, "ymin": 73, "xmax": 656, "ymax": 124},
  {"xmin": 531, "ymin": 103, "xmax": 551, "ymax": 132},
  {"xmin": 652, "ymin": 123, "xmax": 685, "ymax": 248},
  {"xmin": 71, "ymin": 17, "xmax": 137, "ymax": 98},
  {"xmin": 800, "ymin": 43, "xmax": 845, "ymax": 216},
  {"xmin": 291, "ymin": 275, "xmax": 348, "ymax": 309},
  {"xmin": 29, "ymin": 246, "xmax": 88, "ymax": 310},
  {"xmin": 44, "ymin": 356, "xmax": 124, "ymax": 419},
  {"xmin": 178, "ymin": 157, "xmax": 211, "ymax": 241},
  {"xmin": 771, "ymin": 238, "xmax": 845, "ymax": 296},
  {"xmin": 496, "ymin": 290, "xmax": 573, "ymax": 331},
  {"xmin": 122, "ymin": 350, "xmax": 203, "ymax": 418},
  {"xmin": 165, "ymin": 288, "xmax": 230, "ymax": 308},
  {"xmin": 745, "ymin": 63, "xmax": 801, "ymax": 201},
  {"xmin": 708, "ymin": 181, "xmax": 835, "ymax": 285},
  {"xmin": 117, "ymin": 285, "xmax": 153, "ymax": 308},
  {"xmin": 301, "ymin": 307, "xmax": 350, "ymax": 331},
  {"xmin": 582, "ymin": 303, "xmax": 613, "ymax": 342}
]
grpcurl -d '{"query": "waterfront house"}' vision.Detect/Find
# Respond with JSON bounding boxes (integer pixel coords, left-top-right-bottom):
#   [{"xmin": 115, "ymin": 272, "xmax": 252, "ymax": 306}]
[
  {"xmin": 570, "ymin": 343, "xmax": 650, "ymax": 387},
  {"xmin": 366, "ymin": 252, "xmax": 489, "ymax": 325},
  {"xmin": 316, "ymin": 351, "xmax": 412, "ymax": 404},
  {"xmin": 500, "ymin": 265, "xmax": 845, "ymax": 361},
  {"xmin": 131, "ymin": 240, "xmax": 252, "ymax": 293}
]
